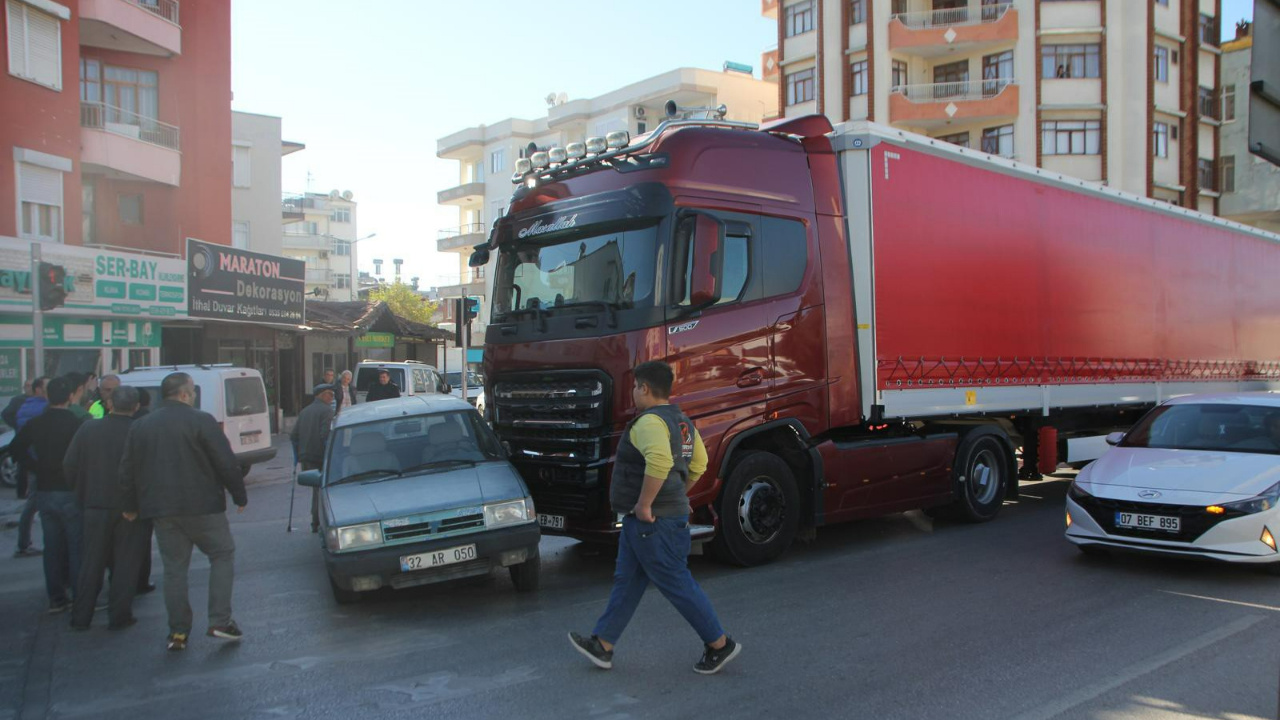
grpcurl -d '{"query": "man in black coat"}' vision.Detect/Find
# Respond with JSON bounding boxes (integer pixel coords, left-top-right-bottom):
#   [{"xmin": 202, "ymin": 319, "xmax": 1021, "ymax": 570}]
[
  {"xmin": 120, "ymin": 372, "xmax": 248, "ymax": 652},
  {"xmin": 365, "ymin": 369, "xmax": 401, "ymax": 402},
  {"xmin": 65, "ymin": 386, "xmax": 146, "ymax": 630},
  {"xmin": 291, "ymin": 384, "xmax": 334, "ymax": 533}
]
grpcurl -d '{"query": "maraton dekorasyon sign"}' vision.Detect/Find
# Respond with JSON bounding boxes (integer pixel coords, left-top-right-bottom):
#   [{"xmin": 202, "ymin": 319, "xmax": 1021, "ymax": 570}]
[{"xmin": 186, "ymin": 238, "xmax": 305, "ymax": 324}]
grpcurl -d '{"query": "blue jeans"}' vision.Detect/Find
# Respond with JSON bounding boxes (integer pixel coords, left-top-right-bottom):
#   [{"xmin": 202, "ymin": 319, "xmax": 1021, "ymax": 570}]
[
  {"xmin": 36, "ymin": 491, "xmax": 83, "ymax": 603},
  {"xmin": 593, "ymin": 515, "xmax": 725, "ymax": 646}
]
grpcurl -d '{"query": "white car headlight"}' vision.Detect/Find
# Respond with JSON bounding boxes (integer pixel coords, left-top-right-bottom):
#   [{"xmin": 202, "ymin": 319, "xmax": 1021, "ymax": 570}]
[
  {"xmin": 1221, "ymin": 481, "xmax": 1280, "ymax": 515},
  {"xmin": 336, "ymin": 522, "xmax": 384, "ymax": 551},
  {"xmin": 484, "ymin": 499, "xmax": 533, "ymax": 528}
]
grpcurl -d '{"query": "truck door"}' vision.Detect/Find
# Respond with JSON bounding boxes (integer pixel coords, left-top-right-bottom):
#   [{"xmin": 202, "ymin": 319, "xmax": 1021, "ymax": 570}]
[
  {"xmin": 759, "ymin": 215, "xmax": 824, "ymax": 407},
  {"xmin": 665, "ymin": 210, "xmax": 770, "ymax": 426}
]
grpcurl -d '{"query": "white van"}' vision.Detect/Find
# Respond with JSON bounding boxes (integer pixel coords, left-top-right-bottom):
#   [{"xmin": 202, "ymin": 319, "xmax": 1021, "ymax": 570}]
[
  {"xmin": 117, "ymin": 364, "xmax": 277, "ymax": 474},
  {"xmin": 353, "ymin": 360, "xmax": 447, "ymax": 403}
]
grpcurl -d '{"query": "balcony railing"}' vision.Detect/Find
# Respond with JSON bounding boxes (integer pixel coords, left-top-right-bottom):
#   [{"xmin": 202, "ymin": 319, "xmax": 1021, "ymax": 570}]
[
  {"xmin": 891, "ymin": 2, "xmax": 1010, "ymax": 29},
  {"xmin": 282, "ymin": 232, "xmax": 330, "ymax": 249},
  {"xmin": 306, "ymin": 268, "xmax": 332, "ymax": 284},
  {"xmin": 127, "ymin": 0, "xmax": 179, "ymax": 25},
  {"xmin": 282, "ymin": 193, "xmax": 329, "ymax": 213},
  {"xmin": 80, "ymin": 101, "xmax": 180, "ymax": 151},
  {"xmin": 892, "ymin": 78, "xmax": 1015, "ymax": 103},
  {"xmin": 437, "ymin": 222, "xmax": 486, "ymax": 240}
]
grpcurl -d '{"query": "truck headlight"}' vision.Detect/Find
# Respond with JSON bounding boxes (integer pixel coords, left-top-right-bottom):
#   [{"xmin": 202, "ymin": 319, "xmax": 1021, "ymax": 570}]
[
  {"xmin": 1221, "ymin": 481, "xmax": 1280, "ymax": 515},
  {"xmin": 335, "ymin": 522, "xmax": 384, "ymax": 551},
  {"xmin": 484, "ymin": 499, "xmax": 533, "ymax": 528}
]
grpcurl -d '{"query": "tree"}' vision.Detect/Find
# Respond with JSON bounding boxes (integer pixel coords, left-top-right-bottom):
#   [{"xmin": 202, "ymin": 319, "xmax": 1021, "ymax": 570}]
[{"xmin": 368, "ymin": 281, "xmax": 438, "ymax": 325}]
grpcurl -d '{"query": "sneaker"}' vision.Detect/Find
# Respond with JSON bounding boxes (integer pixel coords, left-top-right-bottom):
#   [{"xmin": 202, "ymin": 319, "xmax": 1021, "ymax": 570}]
[
  {"xmin": 166, "ymin": 632, "xmax": 188, "ymax": 652},
  {"xmin": 694, "ymin": 637, "xmax": 742, "ymax": 675},
  {"xmin": 47, "ymin": 600, "xmax": 70, "ymax": 615},
  {"xmin": 207, "ymin": 621, "xmax": 243, "ymax": 641},
  {"xmin": 568, "ymin": 632, "xmax": 613, "ymax": 669},
  {"xmin": 14, "ymin": 547, "xmax": 42, "ymax": 558}
]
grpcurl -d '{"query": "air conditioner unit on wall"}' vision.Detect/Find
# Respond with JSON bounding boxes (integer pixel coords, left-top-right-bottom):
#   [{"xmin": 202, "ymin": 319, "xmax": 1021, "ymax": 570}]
[
  {"xmin": 634, "ymin": 106, "xmax": 645, "ymax": 119},
  {"xmin": 319, "ymin": 250, "xmax": 329, "ymax": 258}
]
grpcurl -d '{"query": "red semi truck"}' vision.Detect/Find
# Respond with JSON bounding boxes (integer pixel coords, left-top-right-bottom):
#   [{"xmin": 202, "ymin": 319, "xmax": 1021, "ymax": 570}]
[{"xmin": 470, "ymin": 115, "xmax": 1280, "ymax": 566}]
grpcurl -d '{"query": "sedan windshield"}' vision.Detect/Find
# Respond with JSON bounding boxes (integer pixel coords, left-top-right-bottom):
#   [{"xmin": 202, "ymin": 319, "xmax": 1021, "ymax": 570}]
[
  {"xmin": 1121, "ymin": 403, "xmax": 1280, "ymax": 455},
  {"xmin": 492, "ymin": 223, "xmax": 659, "ymax": 318},
  {"xmin": 328, "ymin": 410, "xmax": 505, "ymax": 485}
]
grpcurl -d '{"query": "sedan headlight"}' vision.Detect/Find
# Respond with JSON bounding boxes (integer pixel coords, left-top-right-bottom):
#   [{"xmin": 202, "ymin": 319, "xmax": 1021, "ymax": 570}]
[
  {"xmin": 1221, "ymin": 481, "xmax": 1280, "ymax": 515},
  {"xmin": 484, "ymin": 498, "xmax": 534, "ymax": 528},
  {"xmin": 335, "ymin": 522, "xmax": 384, "ymax": 551},
  {"xmin": 1067, "ymin": 480, "xmax": 1094, "ymax": 502}
]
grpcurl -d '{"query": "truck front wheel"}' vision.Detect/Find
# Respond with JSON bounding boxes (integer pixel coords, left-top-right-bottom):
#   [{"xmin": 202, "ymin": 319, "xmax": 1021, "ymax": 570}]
[
  {"xmin": 943, "ymin": 432, "xmax": 1010, "ymax": 523},
  {"xmin": 711, "ymin": 451, "xmax": 800, "ymax": 567}
]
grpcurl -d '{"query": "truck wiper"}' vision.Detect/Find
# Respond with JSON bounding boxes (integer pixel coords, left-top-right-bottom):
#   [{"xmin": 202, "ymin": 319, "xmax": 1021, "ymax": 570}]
[
  {"xmin": 549, "ymin": 300, "xmax": 620, "ymax": 328},
  {"xmin": 500, "ymin": 306, "xmax": 550, "ymax": 333}
]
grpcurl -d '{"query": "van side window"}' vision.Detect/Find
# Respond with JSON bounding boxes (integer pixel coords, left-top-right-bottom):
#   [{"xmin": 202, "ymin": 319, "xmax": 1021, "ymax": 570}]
[
  {"xmin": 413, "ymin": 369, "xmax": 428, "ymax": 393},
  {"xmin": 762, "ymin": 217, "xmax": 808, "ymax": 298},
  {"xmin": 225, "ymin": 378, "xmax": 266, "ymax": 417}
]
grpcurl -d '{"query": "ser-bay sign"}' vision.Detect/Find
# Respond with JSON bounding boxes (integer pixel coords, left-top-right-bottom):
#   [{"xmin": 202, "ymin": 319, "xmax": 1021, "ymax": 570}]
[{"xmin": 0, "ymin": 236, "xmax": 187, "ymax": 318}]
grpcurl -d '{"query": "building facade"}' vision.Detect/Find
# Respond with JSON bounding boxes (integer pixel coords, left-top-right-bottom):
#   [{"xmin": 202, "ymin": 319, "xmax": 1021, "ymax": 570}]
[
  {"xmin": 435, "ymin": 66, "xmax": 778, "ymax": 359},
  {"xmin": 0, "ymin": 0, "xmax": 230, "ymax": 384},
  {"xmin": 232, "ymin": 110, "xmax": 303, "ymax": 258},
  {"xmin": 281, "ymin": 189, "xmax": 359, "ymax": 301},
  {"xmin": 1219, "ymin": 26, "xmax": 1280, "ymax": 233},
  {"xmin": 764, "ymin": 0, "xmax": 1224, "ymax": 213}
]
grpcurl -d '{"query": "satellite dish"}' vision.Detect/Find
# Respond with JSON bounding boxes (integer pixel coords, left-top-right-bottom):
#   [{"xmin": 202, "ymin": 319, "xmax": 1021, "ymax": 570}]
[
  {"xmin": 341, "ymin": 190, "xmax": 353, "ymax": 200},
  {"xmin": 545, "ymin": 92, "xmax": 557, "ymax": 107},
  {"xmin": 556, "ymin": 92, "xmax": 568, "ymax": 105},
  {"xmin": 329, "ymin": 189, "xmax": 340, "ymax": 199}
]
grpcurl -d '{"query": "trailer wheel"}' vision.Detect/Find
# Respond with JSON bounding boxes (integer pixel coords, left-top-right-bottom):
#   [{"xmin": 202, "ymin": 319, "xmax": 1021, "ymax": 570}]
[
  {"xmin": 946, "ymin": 432, "xmax": 1009, "ymax": 523},
  {"xmin": 711, "ymin": 451, "xmax": 800, "ymax": 567}
]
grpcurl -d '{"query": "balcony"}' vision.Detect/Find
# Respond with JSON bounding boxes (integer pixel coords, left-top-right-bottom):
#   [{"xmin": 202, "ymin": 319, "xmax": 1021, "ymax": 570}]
[
  {"xmin": 282, "ymin": 231, "xmax": 332, "ymax": 250},
  {"xmin": 437, "ymin": 182, "xmax": 486, "ymax": 207},
  {"xmin": 80, "ymin": 101, "xmax": 181, "ymax": 186},
  {"xmin": 761, "ymin": 0, "xmax": 777, "ymax": 19},
  {"xmin": 889, "ymin": 80, "xmax": 1019, "ymax": 130},
  {"xmin": 438, "ymin": 223, "xmax": 487, "ymax": 253},
  {"xmin": 889, "ymin": 4, "xmax": 1017, "ymax": 57},
  {"xmin": 306, "ymin": 268, "xmax": 332, "ymax": 285},
  {"xmin": 79, "ymin": 0, "xmax": 181, "ymax": 57}
]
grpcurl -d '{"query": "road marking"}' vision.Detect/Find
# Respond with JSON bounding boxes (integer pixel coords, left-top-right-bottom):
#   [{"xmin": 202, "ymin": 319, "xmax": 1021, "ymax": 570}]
[
  {"xmin": 1005, "ymin": 615, "xmax": 1265, "ymax": 720},
  {"xmin": 1160, "ymin": 590, "xmax": 1280, "ymax": 613}
]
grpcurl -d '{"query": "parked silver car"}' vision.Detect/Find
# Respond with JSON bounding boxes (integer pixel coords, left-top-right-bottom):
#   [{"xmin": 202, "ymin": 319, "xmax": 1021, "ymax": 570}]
[{"xmin": 298, "ymin": 394, "xmax": 540, "ymax": 603}]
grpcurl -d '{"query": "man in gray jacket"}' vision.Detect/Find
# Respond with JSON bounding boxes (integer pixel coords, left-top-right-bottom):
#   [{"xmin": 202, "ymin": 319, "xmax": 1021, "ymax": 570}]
[
  {"xmin": 291, "ymin": 383, "xmax": 334, "ymax": 533},
  {"xmin": 120, "ymin": 372, "xmax": 247, "ymax": 652}
]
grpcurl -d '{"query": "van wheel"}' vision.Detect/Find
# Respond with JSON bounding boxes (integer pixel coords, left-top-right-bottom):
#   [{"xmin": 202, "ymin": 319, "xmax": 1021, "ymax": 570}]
[
  {"xmin": 509, "ymin": 552, "xmax": 541, "ymax": 592},
  {"xmin": 329, "ymin": 576, "xmax": 361, "ymax": 605},
  {"xmin": 942, "ymin": 432, "xmax": 1010, "ymax": 523},
  {"xmin": 710, "ymin": 451, "xmax": 800, "ymax": 567}
]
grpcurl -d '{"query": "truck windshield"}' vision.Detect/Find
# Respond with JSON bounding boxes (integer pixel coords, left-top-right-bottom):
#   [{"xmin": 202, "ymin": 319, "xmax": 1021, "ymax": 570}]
[{"xmin": 492, "ymin": 223, "xmax": 660, "ymax": 318}]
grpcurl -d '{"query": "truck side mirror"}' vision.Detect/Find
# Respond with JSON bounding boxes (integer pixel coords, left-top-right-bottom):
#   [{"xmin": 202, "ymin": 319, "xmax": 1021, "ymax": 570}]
[
  {"xmin": 468, "ymin": 246, "xmax": 490, "ymax": 268},
  {"xmin": 689, "ymin": 214, "xmax": 724, "ymax": 308}
]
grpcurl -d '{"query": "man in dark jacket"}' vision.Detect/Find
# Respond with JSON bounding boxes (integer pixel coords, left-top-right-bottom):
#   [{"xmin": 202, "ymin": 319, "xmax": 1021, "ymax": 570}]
[
  {"xmin": 10, "ymin": 378, "xmax": 85, "ymax": 612},
  {"xmin": 66, "ymin": 386, "xmax": 146, "ymax": 630},
  {"xmin": 2, "ymin": 378, "xmax": 31, "ymax": 429},
  {"xmin": 120, "ymin": 372, "xmax": 248, "ymax": 652},
  {"xmin": 291, "ymin": 384, "xmax": 334, "ymax": 533},
  {"xmin": 365, "ymin": 369, "xmax": 401, "ymax": 402}
]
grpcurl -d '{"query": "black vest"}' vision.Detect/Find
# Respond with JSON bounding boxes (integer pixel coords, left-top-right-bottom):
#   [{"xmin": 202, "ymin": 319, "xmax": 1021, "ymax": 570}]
[{"xmin": 610, "ymin": 404, "xmax": 695, "ymax": 517}]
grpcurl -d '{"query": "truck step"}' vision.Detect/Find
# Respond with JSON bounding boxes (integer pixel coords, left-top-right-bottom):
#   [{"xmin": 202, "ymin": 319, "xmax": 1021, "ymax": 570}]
[{"xmin": 689, "ymin": 524, "xmax": 715, "ymax": 541}]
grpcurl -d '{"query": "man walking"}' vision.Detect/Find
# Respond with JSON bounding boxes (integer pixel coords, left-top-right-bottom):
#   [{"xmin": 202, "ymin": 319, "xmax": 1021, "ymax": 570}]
[
  {"xmin": 291, "ymin": 384, "xmax": 334, "ymax": 533},
  {"xmin": 11, "ymin": 376, "xmax": 50, "ymax": 558},
  {"xmin": 366, "ymin": 369, "xmax": 401, "ymax": 402},
  {"xmin": 569, "ymin": 361, "xmax": 741, "ymax": 674},
  {"xmin": 2, "ymin": 378, "xmax": 30, "ymax": 429},
  {"xmin": 66, "ymin": 386, "xmax": 146, "ymax": 630},
  {"xmin": 10, "ymin": 378, "xmax": 85, "ymax": 612},
  {"xmin": 87, "ymin": 374, "xmax": 120, "ymax": 419},
  {"xmin": 120, "ymin": 372, "xmax": 247, "ymax": 651},
  {"xmin": 335, "ymin": 370, "xmax": 357, "ymax": 413}
]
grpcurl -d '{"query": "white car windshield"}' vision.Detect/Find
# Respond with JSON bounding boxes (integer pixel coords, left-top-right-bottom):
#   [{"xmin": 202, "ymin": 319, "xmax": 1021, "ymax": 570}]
[
  {"xmin": 1122, "ymin": 403, "xmax": 1280, "ymax": 455},
  {"xmin": 327, "ymin": 410, "xmax": 504, "ymax": 485}
]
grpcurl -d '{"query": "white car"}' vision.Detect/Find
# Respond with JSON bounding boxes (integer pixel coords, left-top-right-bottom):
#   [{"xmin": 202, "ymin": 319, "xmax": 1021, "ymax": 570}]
[{"xmin": 1065, "ymin": 392, "xmax": 1280, "ymax": 574}]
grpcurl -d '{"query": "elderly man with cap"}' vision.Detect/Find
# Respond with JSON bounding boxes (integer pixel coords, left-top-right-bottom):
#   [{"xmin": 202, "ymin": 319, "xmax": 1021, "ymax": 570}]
[
  {"xmin": 291, "ymin": 383, "xmax": 334, "ymax": 533},
  {"xmin": 65, "ymin": 385, "xmax": 147, "ymax": 630},
  {"xmin": 365, "ymin": 369, "xmax": 401, "ymax": 402},
  {"xmin": 87, "ymin": 374, "xmax": 121, "ymax": 419}
]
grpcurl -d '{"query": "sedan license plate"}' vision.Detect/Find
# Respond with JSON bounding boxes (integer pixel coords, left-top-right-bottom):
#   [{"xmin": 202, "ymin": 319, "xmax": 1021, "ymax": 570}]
[
  {"xmin": 538, "ymin": 514, "xmax": 565, "ymax": 530},
  {"xmin": 399, "ymin": 544, "xmax": 477, "ymax": 572},
  {"xmin": 1115, "ymin": 511, "xmax": 1180, "ymax": 533}
]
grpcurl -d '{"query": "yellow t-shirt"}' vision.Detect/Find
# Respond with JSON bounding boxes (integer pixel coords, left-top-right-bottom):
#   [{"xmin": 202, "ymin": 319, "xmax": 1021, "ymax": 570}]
[{"xmin": 629, "ymin": 412, "xmax": 709, "ymax": 481}]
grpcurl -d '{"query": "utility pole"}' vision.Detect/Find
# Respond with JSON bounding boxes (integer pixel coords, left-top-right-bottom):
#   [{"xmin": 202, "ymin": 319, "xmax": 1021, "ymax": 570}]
[{"xmin": 31, "ymin": 242, "xmax": 44, "ymax": 375}]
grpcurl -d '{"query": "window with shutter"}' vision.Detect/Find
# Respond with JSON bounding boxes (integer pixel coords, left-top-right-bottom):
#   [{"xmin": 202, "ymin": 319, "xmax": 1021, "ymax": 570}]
[
  {"xmin": 6, "ymin": 0, "xmax": 62, "ymax": 90},
  {"xmin": 17, "ymin": 161, "xmax": 64, "ymax": 242}
]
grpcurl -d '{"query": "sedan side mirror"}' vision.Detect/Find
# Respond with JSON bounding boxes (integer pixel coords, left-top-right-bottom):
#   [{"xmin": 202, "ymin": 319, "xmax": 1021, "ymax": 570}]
[
  {"xmin": 297, "ymin": 469, "xmax": 322, "ymax": 487},
  {"xmin": 1105, "ymin": 431, "xmax": 1125, "ymax": 446}
]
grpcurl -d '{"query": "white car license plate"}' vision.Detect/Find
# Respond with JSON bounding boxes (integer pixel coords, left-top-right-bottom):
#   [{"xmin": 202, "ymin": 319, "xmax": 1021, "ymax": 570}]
[
  {"xmin": 239, "ymin": 435, "xmax": 256, "ymax": 446},
  {"xmin": 399, "ymin": 544, "xmax": 477, "ymax": 572},
  {"xmin": 1115, "ymin": 511, "xmax": 1180, "ymax": 533},
  {"xmin": 538, "ymin": 513, "xmax": 565, "ymax": 530}
]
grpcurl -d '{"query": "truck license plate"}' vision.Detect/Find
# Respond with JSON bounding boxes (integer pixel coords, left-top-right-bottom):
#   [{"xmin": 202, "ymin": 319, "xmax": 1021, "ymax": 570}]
[
  {"xmin": 538, "ymin": 514, "xmax": 565, "ymax": 530},
  {"xmin": 1115, "ymin": 512, "xmax": 1180, "ymax": 533},
  {"xmin": 400, "ymin": 544, "xmax": 477, "ymax": 572}
]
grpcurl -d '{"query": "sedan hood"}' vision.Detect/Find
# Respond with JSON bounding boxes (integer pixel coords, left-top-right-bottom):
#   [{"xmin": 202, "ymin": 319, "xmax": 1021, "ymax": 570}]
[
  {"xmin": 1083, "ymin": 447, "xmax": 1280, "ymax": 498},
  {"xmin": 325, "ymin": 461, "xmax": 528, "ymax": 526}
]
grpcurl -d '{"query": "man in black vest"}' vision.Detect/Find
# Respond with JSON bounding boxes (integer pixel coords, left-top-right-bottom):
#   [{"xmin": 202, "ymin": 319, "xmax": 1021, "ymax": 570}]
[
  {"xmin": 365, "ymin": 369, "xmax": 401, "ymax": 402},
  {"xmin": 569, "ymin": 361, "xmax": 741, "ymax": 675}
]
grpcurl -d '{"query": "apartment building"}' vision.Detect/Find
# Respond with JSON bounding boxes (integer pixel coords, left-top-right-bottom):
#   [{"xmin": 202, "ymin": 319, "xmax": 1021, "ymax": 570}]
[
  {"xmin": 1219, "ymin": 25, "xmax": 1280, "ymax": 233},
  {"xmin": 281, "ymin": 189, "xmax": 360, "ymax": 301},
  {"xmin": 232, "ymin": 110, "xmax": 304, "ymax": 257},
  {"xmin": 764, "ymin": 0, "xmax": 1224, "ymax": 214},
  {"xmin": 435, "ymin": 66, "xmax": 777, "ymax": 361}
]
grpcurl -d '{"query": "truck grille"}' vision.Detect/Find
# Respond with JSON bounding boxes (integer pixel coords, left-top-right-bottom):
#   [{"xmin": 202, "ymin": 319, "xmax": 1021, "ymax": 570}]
[{"xmin": 1075, "ymin": 495, "xmax": 1245, "ymax": 544}]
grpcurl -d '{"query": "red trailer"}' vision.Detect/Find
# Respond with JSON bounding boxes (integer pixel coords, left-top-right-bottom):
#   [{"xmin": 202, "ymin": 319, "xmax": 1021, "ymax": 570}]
[{"xmin": 473, "ymin": 115, "xmax": 1280, "ymax": 566}]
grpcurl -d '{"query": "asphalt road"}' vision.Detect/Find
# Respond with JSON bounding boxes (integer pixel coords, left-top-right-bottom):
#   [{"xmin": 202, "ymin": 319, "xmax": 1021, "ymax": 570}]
[{"xmin": 1, "ymin": 455, "xmax": 1277, "ymax": 720}]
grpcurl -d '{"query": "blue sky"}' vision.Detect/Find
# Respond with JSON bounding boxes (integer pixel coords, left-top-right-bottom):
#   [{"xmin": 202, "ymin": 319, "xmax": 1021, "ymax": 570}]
[{"xmin": 230, "ymin": 1, "xmax": 1254, "ymax": 290}]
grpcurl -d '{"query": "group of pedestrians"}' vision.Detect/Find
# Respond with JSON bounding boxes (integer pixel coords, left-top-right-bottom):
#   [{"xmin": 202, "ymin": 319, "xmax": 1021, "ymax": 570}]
[{"xmin": 6, "ymin": 370, "xmax": 248, "ymax": 652}]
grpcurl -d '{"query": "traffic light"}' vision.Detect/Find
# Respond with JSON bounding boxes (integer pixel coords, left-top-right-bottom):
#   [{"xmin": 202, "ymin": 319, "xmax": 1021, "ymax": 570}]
[
  {"xmin": 37, "ymin": 262, "xmax": 67, "ymax": 311},
  {"xmin": 463, "ymin": 296, "xmax": 479, "ymax": 322},
  {"xmin": 454, "ymin": 297, "xmax": 481, "ymax": 347}
]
